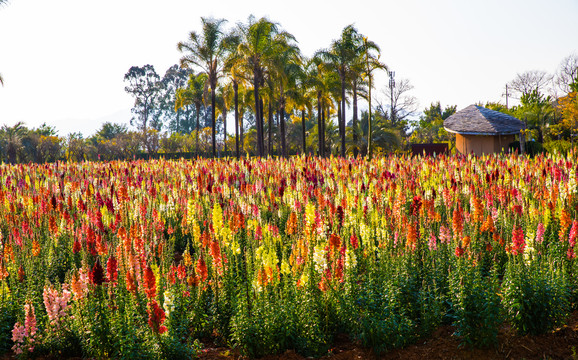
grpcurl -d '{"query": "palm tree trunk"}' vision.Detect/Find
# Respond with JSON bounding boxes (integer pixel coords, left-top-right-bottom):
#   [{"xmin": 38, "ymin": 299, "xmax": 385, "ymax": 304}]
[
  {"xmin": 280, "ymin": 102, "xmax": 286, "ymax": 157},
  {"xmin": 240, "ymin": 110, "xmax": 245, "ymax": 154},
  {"xmin": 195, "ymin": 104, "xmax": 201, "ymax": 156},
  {"xmin": 254, "ymin": 74, "xmax": 263, "ymax": 156},
  {"xmin": 268, "ymin": 101, "xmax": 273, "ymax": 156},
  {"xmin": 337, "ymin": 101, "xmax": 342, "ymax": 155},
  {"xmin": 301, "ymin": 110, "xmax": 306, "ymax": 155},
  {"xmin": 260, "ymin": 98, "xmax": 265, "ymax": 156},
  {"xmin": 223, "ymin": 108, "xmax": 227, "ymax": 155},
  {"xmin": 353, "ymin": 81, "xmax": 359, "ymax": 157},
  {"xmin": 234, "ymin": 81, "xmax": 239, "ymax": 159},
  {"xmin": 211, "ymin": 83, "xmax": 216, "ymax": 157},
  {"xmin": 317, "ymin": 92, "xmax": 323, "ymax": 157},
  {"xmin": 321, "ymin": 105, "xmax": 326, "ymax": 157},
  {"xmin": 368, "ymin": 78, "xmax": 373, "ymax": 160},
  {"xmin": 341, "ymin": 79, "xmax": 346, "ymax": 157}
]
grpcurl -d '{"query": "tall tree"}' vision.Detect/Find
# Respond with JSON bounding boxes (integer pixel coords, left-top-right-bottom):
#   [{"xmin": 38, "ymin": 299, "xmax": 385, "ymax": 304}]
[
  {"xmin": 237, "ymin": 16, "xmax": 296, "ymax": 157},
  {"xmin": 361, "ymin": 36, "xmax": 386, "ymax": 159},
  {"xmin": 508, "ymin": 70, "xmax": 553, "ymax": 99},
  {"xmin": 514, "ymin": 90, "xmax": 554, "ymax": 143},
  {"xmin": 316, "ymin": 25, "xmax": 362, "ymax": 157},
  {"xmin": 215, "ymin": 83, "xmax": 234, "ymax": 154},
  {"xmin": 377, "ymin": 77, "xmax": 417, "ymax": 136},
  {"xmin": 159, "ymin": 65, "xmax": 194, "ymax": 133},
  {"xmin": 178, "ymin": 17, "xmax": 234, "ymax": 157},
  {"xmin": 270, "ymin": 37, "xmax": 301, "ymax": 157},
  {"xmin": 0, "ymin": 122, "xmax": 27, "ymax": 164},
  {"xmin": 124, "ymin": 65, "xmax": 162, "ymax": 153},
  {"xmin": 554, "ymin": 53, "xmax": 578, "ymax": 95},
  {"xmin": 223, "ymin": 31, "xmax": 244, "ymax": 158},
  {"xmin": 175, "ymin": 72, "xmax": 208, "ymax": 154}
]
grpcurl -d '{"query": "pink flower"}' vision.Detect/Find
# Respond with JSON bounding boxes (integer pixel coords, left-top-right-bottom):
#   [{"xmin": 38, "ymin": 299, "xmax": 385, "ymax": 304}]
[
  {"xmin": 535, "ymin": 223, "xmax": 545, "ymax": 244},
  {"xmin": 13, "ymin": 303, "xmax": 37, "ymax": 355},
  {"xmin": 439, "ymin": 226, "xmax": 452, "ymax": 244},
  {"xmin": 428, "ymin": 233, "xmax": 438, "ymax": 251},
  {"xmin": 43, "ymin": 285, "xmax": 71, "ymax": 328},
  {"xmin": 11, "ymin": 322, "xmax": 25, "ymax": 354}
]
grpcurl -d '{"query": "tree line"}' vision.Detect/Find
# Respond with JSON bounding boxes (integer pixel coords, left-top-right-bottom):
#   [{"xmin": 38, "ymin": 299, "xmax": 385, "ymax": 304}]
[{"xmin": 1, "ymin": 15, "xmax": 577, "ymax": 163}]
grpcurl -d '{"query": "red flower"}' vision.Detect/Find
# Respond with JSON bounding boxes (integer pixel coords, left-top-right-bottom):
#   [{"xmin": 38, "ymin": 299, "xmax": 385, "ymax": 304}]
[
  {"xmin": 147, "ymin": 300, "xmax": 167, "ymax": 334},
  {"xmin": 196, "ymin": 256, "xmax": 208, "ymax": 282},
  {"xmin": 106, "ymin": 256, "xmax": 118, "ymax": 283},
  {"xmin": 176, "ymin": 264, "xmax": 187, "ymax": 280},
  {"xmin": 89, "ymin": 259, "xmax": 105, "ymax": 286},
  {"xmin": 350, "ymin": 234, "xmax": 359, "ymax": 250},
  {"xmin": 143, "ymin": 266, "xmax": 156, "ymax": 299},
  {"xmin": 329, "ymin": 233, "xmax": 341, "ymax": 252},
  {"xmin": 511, "ymin": 226, "xmax": 525, "ymax": 255},
  {"xmin": 72, "ymin": 239, "xmax": 82, "ymax": 254},
  {"xmin": 455, "ymin": 246, "xmax": 464, "ymax": 257}
]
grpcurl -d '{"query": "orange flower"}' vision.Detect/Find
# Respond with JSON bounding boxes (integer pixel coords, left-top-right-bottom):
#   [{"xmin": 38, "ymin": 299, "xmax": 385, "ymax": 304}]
[
  {"xmin": 462, "ymin": 236, "xmax": 471, "ymax": 249},
  {"xmin": 209, "ymin": 240, "xmax": 223, "ymax": 275},
  {"xmin": 196, "ymin": 256, "xmax": 208, "ymax": 282},
  {"xmin": 452, "ymin": 205, "xmax": 464, "ymax": 240},
  {"xmin": 481, "ymin": 215, "xmax": 495, "ymax": 233},
  {"xmin": 406, "ymin": 223, "xmax": 417, "ymax": 251},
  {"xmin": 471, "ymin": 195, "xmax": 484, "ymax": 223},
  {"xmin": 286, "ymin": 212, "xmax": 297, "ymax": 235},
  {"xmin": 31, "ymin": 240, "xmax": 40, "ymax": 257},
  {"xmin": 126, "ymin": 270, "xmax": 136, "ymax": 294},
  {"xmin": 329, "ymin": 233, "xmax": 341, "ymax": 252},
  {"xmin": 559, "ymin": 209, "xmax": 572, "ymax": 241}
]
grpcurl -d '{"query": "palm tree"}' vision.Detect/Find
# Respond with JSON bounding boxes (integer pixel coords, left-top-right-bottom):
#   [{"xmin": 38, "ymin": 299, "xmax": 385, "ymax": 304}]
[
  {"xmin": 316, "ymin": 25, "xmax": 363, "ymax": 157},
  {"xmin": 348, "ymin": 111, "xmax": 401, "ymax": 155},
  {"xmin": 361, "ymin": 36, "xmax": 387, "ymax": 159},
  {"xmin": 269, "ymin": 37, "xmax": 301, "ymax": 157},
  {"xmin": 237, "ymin": 16, "xmax": 296, "ymax": 157},
  {"xmin": 175, "ymin": 72, "xmax": 208, "ymax": 154},
  {"xmin": 215, "ymin": 83, "xmax": 234, "ymax": 154},
  {"xmin": 178, "ymin": 17, "xmax": 234, "ymax": 157},
  {"xmin": 1, "ymin": 122, "xmax": 27, "ymax": 164}
]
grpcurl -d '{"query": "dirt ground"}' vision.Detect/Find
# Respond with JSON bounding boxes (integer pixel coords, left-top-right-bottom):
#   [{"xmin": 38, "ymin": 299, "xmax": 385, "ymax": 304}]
[
  {"xmin": 198, "ymin": 311, "xmax": 578, "ymax": 360},
  {"xmin": 3, "ymin": 312, "xmax": 577, "ymax": 359}
]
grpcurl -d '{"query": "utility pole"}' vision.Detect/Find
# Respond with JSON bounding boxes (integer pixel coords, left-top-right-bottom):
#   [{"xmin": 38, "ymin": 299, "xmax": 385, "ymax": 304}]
[
  {"xmin": 389, "ymin": 71, "xmax": 396, "ymax": 124},
  {"xmin": 503, "ymin": 84, "xmax": 510, "ymax": 110}
]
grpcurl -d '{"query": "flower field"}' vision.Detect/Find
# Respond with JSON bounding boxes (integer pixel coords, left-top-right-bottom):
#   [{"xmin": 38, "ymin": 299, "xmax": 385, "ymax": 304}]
[{"xmin": 1, "ymin": 154, "xmax": 578, "ymax": 359}]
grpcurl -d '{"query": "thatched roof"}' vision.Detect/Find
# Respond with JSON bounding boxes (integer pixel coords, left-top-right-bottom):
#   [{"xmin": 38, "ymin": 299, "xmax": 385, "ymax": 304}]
[{"xmin": 444, "ymin": 105, "xmax": 525, "ymax": 136}]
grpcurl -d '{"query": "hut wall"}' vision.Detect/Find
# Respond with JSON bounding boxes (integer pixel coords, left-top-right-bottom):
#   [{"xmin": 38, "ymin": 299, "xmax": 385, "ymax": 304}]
[{"xmin": 455, "ymin": 134, "xmax": 515, "ymax": 155}]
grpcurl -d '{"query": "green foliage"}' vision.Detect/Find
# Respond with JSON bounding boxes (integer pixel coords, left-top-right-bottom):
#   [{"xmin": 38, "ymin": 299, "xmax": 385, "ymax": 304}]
[
  {"xmin": 544, "ymin": 140, "xmax": 573, "ymax": 155},
  {"xmin": 449, "ymin": 264, "xmax": 501, "ymax": 348},
  {"xmin": 411, "ymin": 102, "xmax": 457, "ymax": 144},
  {"xmin": 353, "ymin": 278, "xmax": 415, "ymax": 355},
  {"xmin": 502, "ymin": 261, "xmax": 570, "ymax": 335},
  {"xmin": 508, "ymin": 140, "xmax": 546, "ymax": 156},
  {"xmin": 231, "ymin": 286, "xmax": 328, "ymax": 358}
]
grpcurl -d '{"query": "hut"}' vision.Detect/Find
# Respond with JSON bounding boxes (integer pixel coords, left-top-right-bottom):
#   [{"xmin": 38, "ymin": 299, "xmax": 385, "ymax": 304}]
[{"xmin": 444, "ymin": 105, "xmax": 525, "ymax": 155}]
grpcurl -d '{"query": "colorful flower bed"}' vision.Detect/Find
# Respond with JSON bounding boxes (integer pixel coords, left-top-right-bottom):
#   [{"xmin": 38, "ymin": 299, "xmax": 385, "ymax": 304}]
[{"xmin": 0, "ymin": 154, "xmax": 577, "ymax": 358}]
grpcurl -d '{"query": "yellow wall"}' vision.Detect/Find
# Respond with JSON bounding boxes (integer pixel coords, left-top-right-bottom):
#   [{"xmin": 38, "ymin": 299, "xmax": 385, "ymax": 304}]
[{"xmin": 455, "ymin": 134, "xmax": 515, "ymax": 155}]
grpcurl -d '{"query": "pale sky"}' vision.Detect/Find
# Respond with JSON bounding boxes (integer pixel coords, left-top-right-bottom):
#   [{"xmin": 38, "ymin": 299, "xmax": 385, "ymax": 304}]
[{"xmin": 0, "ymin": 0, "xmax": 577, "ymax": 137}]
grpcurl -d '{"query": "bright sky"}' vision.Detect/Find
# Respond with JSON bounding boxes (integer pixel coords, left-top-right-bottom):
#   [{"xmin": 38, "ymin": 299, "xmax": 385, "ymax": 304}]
[{"xmin": 0, "ymin": 0, "xmax": 577, "ymax": 137}]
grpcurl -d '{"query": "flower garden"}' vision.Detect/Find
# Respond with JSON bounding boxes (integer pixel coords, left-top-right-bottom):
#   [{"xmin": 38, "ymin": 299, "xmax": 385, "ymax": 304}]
[{"xmin": 1, "ymin": 153, "xmax": 577, "ymax": 359}]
